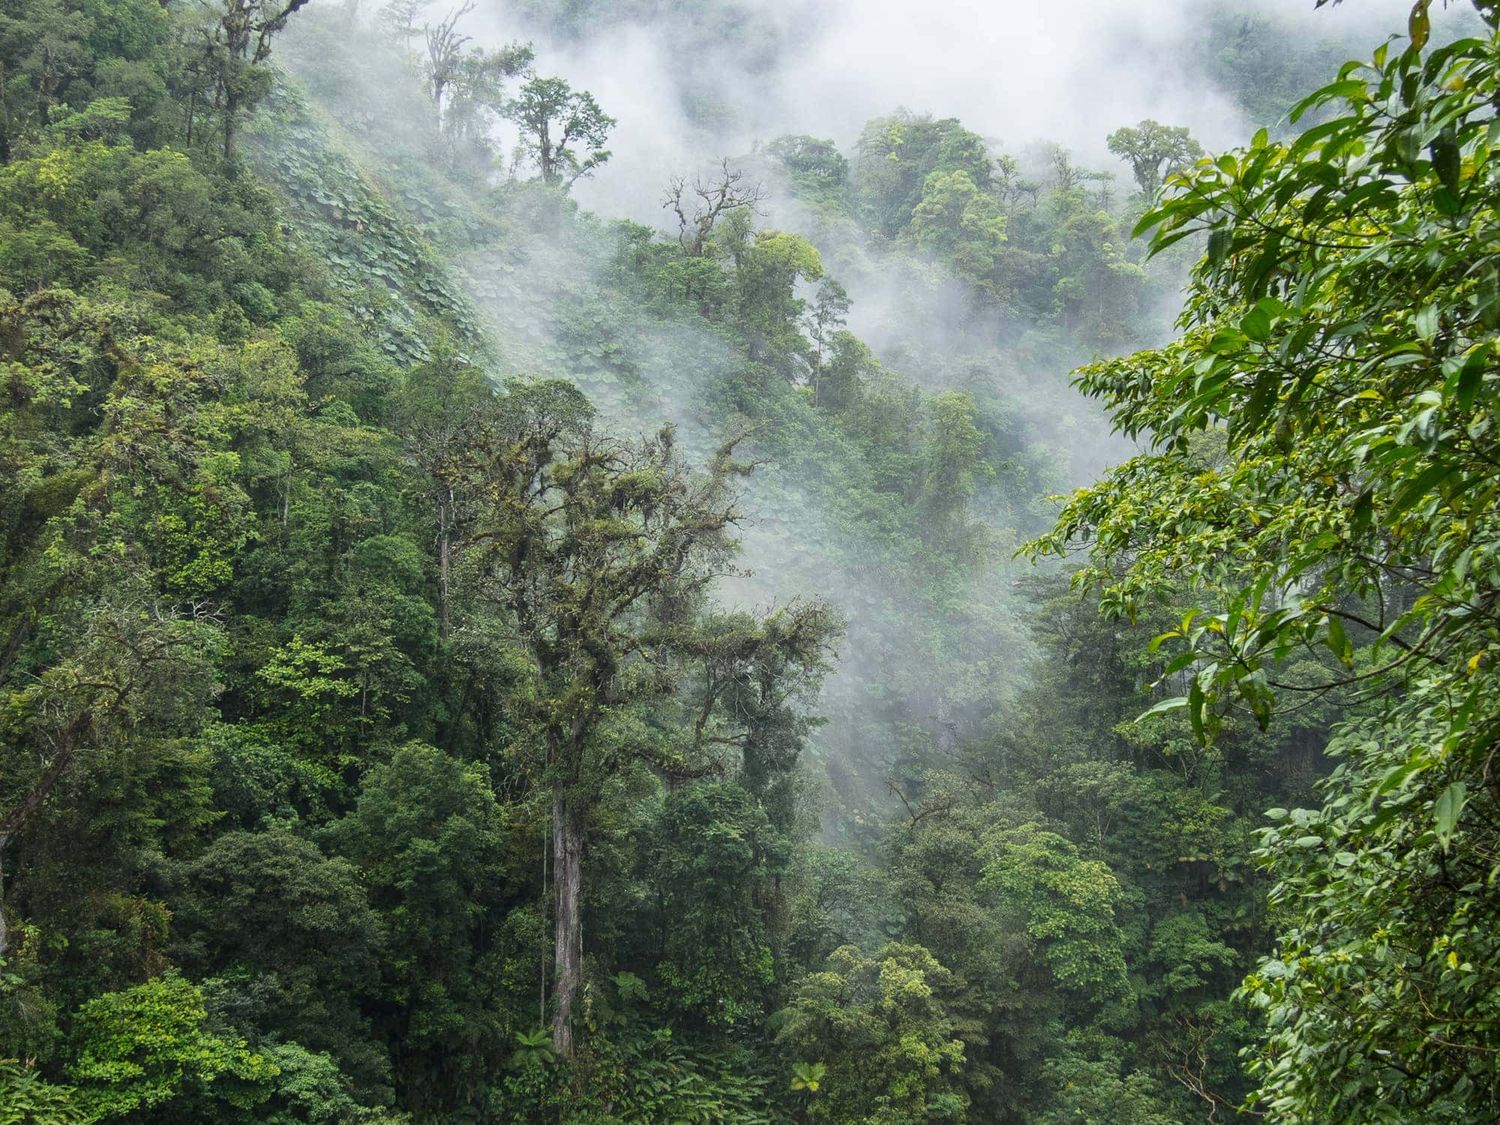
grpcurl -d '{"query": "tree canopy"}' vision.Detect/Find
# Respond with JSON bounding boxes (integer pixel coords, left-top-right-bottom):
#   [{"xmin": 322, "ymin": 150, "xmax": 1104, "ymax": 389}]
[
  {"xmin": 1031, "ymin": 7, "xmax": 1500, "ymax": 1118},
  {"xmin": 4, "ymin": 0, "xmax": 1497, "ymax": 1121}
]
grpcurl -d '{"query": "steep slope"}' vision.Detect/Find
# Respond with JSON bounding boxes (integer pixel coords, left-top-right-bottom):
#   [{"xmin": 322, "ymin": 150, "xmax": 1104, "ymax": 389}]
[{"xmin": 263, "ymin": 13, "xmax": 1074, "ymax": 834}]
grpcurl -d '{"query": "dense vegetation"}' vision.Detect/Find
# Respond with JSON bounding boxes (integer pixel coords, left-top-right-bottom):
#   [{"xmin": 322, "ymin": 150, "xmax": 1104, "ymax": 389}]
[{"xmin": 1, "ymin": 0, "xmax": 1496, "ymax": 1122}]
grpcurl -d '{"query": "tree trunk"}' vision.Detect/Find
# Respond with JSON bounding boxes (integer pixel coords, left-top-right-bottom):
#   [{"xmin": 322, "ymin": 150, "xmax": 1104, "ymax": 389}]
[
  {"xmin": 539, "ymin": 120, "xmax": 555, "ymax": 185},
  {"xmin": 437, "ymin": 487, "xmax": 452, "ymax": 640},
  {"xmin": 1, "ymin": 62, "xmax": 11, "ymax": 164},
  {"xmin": 550, "ymin": 788, "xmax": 584, "ymax": 1058},
  {"xmin": 0, "ymin": 836, "xmax": 9, "ymax": 960},
  {"xmin": 223, "ymin": 100, "xmax": 238, "ymax": 163}
]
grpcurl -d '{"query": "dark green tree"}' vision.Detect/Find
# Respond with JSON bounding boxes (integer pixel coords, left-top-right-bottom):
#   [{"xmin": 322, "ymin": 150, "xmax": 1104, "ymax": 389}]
[
  {"xmin": 1105, "ymin": 119, "xmax": 1204, "ymax": 195},
  {"xmin": 461, "ymin": 381, "xmax": 834, "ymax": 1057},
  {"xmin": 203, "ymin": 0, "xmax": 314, "ymax": 160},
  {"xmin": 774, "ymin": 942, "xmax": 969, "ymax": 1123},
  {"xmin": 1031, "ymin": 8, "xmax": 1500, "ymax": 1118},
  {"xmin": 505, "ymin": 75, "xmax": 614, "ymax": 189},
  {"xmin": 175, "ymin": 826, "xmax": 386, "ymax": 1095},
  {"xmin": 329, "ymin": 742, "xmax": 517, "ymax": 1112}
]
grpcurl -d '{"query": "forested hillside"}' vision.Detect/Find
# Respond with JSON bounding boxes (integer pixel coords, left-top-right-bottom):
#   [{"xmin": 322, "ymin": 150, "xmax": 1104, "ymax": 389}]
[{"xmin": 1, "ymin": 1, "xmax": 1496, "ymax": 1122}]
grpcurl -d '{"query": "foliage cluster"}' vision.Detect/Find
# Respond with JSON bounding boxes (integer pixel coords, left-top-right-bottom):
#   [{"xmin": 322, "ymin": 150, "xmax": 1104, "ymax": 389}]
[{"xmin": 6, "ymin": 1, "xmax": 1495, "ymax": 1123}]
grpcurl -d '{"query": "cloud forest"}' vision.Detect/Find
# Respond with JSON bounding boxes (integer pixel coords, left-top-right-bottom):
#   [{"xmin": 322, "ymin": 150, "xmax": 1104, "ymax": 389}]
[{"xmin": 0, "ymin": 0, "xmax": 1497, "ymax": 1121}]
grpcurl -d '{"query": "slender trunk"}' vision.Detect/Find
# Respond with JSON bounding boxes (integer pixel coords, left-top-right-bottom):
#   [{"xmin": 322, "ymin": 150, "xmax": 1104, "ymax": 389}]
[
  {"xmin": 550, "ymin": 787, "xmax": 584, "ymax": 1058},
  {"xmin": 39, "ymin": 48, "xmax": 56, "ymax": 129},
  {"xmin": 539, "ymin": 120, "xmax": 554, "ymax": 185},
  {"xmin": 1, "ymin": 62, "xmax": 10, "ymax": 164},
  {"xmin": 223, "ymin": 101, "xmax": 238, "ymax": 163},
  {"xmin": 0, "ymin": 718, "xmax": 87, "ymax": 843},
  {"xmin": 222, "ymin": 60, "xmax": 243, "ymax": 165},
  {"xmin": 0, "ymin": 836, "xmax": 9, "ymax": 960},
  {"xmin": 437, "ymin": 487, "xmax": 452, "ymax": 640},
  {"xmin": 539, "ymin": 810, "xmax": 548, "ymax": 1026}
]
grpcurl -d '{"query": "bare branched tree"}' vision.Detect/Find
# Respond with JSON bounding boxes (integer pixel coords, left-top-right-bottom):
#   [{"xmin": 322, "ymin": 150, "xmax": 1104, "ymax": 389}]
[
  {"xmin": 423, "ymin": 0, "xmax": 474, "ymax": 129},
  {"xmin": 217, "ymin": 0, "xmax": 313, "ymax": 65},
  {"xmin": 663, "ymin": 159, "xmax": 765, "ymax": 257}
]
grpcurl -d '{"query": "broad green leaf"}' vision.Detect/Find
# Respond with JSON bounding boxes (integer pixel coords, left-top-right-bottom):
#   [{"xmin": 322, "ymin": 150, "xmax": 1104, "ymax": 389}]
[
  {"xmin": 1242, "ymin": 305, "xmax": 1272, "ymax": 342},
  {"xmin": 1135, "ymin": 695, "xmax": 1189, "ymax": 722},
  {"xmin": 1325, "ymin": 614, "xmax": 1353, "ymax": 667},
  {"xmin": 1409, "ymin": 0, "xmax": 1431, "ymax": 52},
  {"xmin": 1434, "ymin": 781, "xmax": 1467, "ymax": 848}
]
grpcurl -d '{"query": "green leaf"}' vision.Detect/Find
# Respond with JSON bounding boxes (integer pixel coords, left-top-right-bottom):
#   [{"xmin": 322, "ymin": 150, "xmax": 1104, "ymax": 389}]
[
  {"xmin": 1325, "ymin": 615, "xmax": 1354, "ymax": 667},
  {"xmin": 1450, "ymin": 345, "xmax": 1489, "ymax": 413},
  {"xmin": 1161, "ymin": 651, "xmax": 1196, "ymax": 676},
  {"xmin": 1434, "ymin": 782, "xmax": 1467, "ymax": 848},
  {"xmin": 1242, "ymin": 305, "xmax": 1272, "ymax": 342},
  {"xmin": 1188, "ymin": 677, "xmax": 1207, "ymax": 745},
  {"xmin": 1409, "ymin": 0, "xmax": 1431, "ymax": 52},
  {"xmin": 1290, "ymin": 78, "xmax": 1368, "ymax": 124},
  {"xmin": 1136, "ymin": 695, "xmax": 1188, "ymax": 722},
  {"xmin": 1148, "ymin": 629, "xmax": 1180, "ymax": 654},
  {"xmin": 1413, "ymin": 305, "xmax": 1440, "ymax": 343},
  {"xmin": 1239, "ymin": 368, "xmax": 1280, "ymax": 440},
  {"xmin": 1389, "ymin": 463, "xmax": 1456, "ymax": 519},
  {"xmin": 1209, "ymin": 328, "xmax": 1247, "ymax": 354},
  {"xmin": 1207, "ymin": 227, "xmax": 1232, "ymax": 267},
  {"xmin": 1373, "ymin": 761, "xmax": 1422, "ymax": 799}
]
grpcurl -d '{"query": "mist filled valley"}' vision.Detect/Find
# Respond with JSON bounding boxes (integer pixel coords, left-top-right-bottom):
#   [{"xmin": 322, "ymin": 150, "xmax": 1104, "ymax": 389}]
[{"xmin": 2, "ymin": 0, "xmax": 1499, "ymax": 1121}]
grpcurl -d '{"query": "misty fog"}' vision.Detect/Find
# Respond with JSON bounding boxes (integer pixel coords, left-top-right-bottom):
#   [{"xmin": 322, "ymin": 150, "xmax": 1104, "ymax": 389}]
[
  {"xmin": 275, "ymin": 0, "xmax": 1447, "ymax": 826},
  {"xmin": 10, "ymin": 0, "xmax": 1498, "ymax": 1117},
  {"xmin": 466, "ymin": 0, "xmax": 1424, "ymax": 222}
]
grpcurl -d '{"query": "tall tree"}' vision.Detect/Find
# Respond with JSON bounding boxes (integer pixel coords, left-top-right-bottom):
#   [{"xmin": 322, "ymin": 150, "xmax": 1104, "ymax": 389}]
[
  {"xmin": 393, "ymin": 341, "xmax": 492, "ymax": 640},
  {"xmin": 0, "ymin": 600, "xmax": 220, "ymax": 958},
  {"xmin": 441, "ymin": 41, "xmax": 533, "ymax": 158},
  {"xmin": 504, "ymin": 75, "xmax": 614, "ymax": 190},
  {"xmin": 1105, "ymin": 119, "xmax": 1204, "ymax": 195},
  {"xmin": 421, "ymin": 0, "xmax": 471, "ymax": 130},
  {"xmin": 204, "ymin": 0, "xmax": 313, "ymax": 160},
  {"xmin": 804, "ymin": 277, "xmax": 849, "ymax": 399},
  {"xmin": 377, "ymin": 0, "xmax": 429, "ymax": 50},
  {"xmin": 0, "ymin": 0, "xmax": 91, "ymax": 161},
  {"xmin": 463, "ymin": 381, "xmax": 833, "ymax": 1056}
]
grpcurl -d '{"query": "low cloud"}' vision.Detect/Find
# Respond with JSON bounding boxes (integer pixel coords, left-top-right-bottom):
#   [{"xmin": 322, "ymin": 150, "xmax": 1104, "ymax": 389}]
[{"xmin": 461, "ymin": 0, "xmax": 1428, "ymax": 221}]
